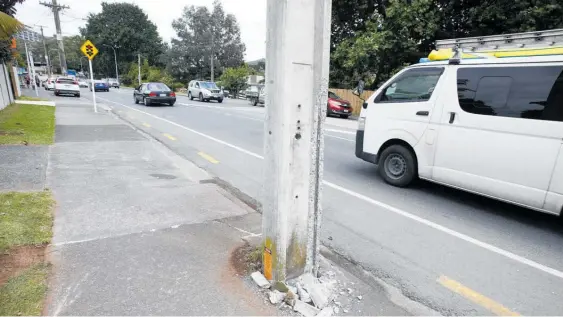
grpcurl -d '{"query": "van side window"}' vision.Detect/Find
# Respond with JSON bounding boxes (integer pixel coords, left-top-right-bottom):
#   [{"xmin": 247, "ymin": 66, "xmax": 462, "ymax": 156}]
[
  {"xmin": 376, "ymin": 68, "xmax": 443, "ymax": 103},
  {"xmin": 457, "ymin": 66, "xmax": 563, "ymax": 122}
]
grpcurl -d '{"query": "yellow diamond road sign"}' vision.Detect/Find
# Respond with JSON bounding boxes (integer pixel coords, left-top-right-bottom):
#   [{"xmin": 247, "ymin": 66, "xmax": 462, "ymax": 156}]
[{"xmin": 80, "ymin": 40, "xmax": 99, "ymax": 60}]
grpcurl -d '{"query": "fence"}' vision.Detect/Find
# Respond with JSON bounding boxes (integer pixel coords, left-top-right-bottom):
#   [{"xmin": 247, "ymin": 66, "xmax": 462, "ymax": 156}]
[
  {"xmin": 329, "ymin": 88, "xmax": 374, "ymax": 115},
  {"xmin": 0, "ymin": 63, "xmax": 15, "ymax": 111}
]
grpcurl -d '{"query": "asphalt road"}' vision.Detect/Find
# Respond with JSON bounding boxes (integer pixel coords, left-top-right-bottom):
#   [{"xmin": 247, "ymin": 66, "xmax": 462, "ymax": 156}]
[{"xmin": 42, "ymin": 87, "xmax": 563, "ymax": 315}]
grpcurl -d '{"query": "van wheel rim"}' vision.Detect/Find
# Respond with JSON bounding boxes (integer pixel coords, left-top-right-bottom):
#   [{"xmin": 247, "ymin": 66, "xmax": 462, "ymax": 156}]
[{"xmin": 385, "ymin": 154, "xmax": 406, "ymax": 179}]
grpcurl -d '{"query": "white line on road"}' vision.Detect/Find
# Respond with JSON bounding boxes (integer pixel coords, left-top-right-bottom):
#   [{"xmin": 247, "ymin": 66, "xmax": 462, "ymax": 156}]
[
  {"xmin": 97, "ymin": 97, "xmax": 263, "ymax": 159},
  {"xmin": 325, "ymin": 134, "xmax": 354, "ymax": 142},
  {"xmin": 96, "ymin": 96, "xmax": 563, "ymax": 280},
  {"xmin": 178, "ymin": 102, "xmax": 355, "ymax": 140},
  {"xmin": 325, "ymin": 128, "xmax": 356, "ymax": 135}
]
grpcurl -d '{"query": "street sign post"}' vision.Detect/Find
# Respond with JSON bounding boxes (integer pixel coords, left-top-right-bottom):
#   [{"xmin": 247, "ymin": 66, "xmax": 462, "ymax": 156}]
[{"xmin": 80, "ymin": 40, "xmax": 99, "ymax": 112}]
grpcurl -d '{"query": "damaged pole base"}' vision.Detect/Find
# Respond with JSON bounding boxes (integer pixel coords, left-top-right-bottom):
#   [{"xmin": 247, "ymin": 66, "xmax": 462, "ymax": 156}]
[{"xmin": 252, "ymin": 270, "xmax": 339, "ymax": 317}]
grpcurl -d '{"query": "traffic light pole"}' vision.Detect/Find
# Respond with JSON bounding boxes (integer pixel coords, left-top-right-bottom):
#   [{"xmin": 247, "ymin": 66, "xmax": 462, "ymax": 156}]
[{"xmin": 262, "ymin": 0, "xmax": 332, "ymax": 282}]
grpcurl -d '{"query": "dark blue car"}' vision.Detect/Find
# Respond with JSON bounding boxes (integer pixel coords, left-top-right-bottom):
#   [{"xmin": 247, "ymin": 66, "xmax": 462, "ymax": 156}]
[{"xmin": 90, "ymin": 80, "xmax": 109, "ymax": 92}]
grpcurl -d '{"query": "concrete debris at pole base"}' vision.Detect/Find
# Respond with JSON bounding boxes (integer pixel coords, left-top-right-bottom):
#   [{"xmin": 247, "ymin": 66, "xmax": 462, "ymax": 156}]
[
  {"xmin": 251, "ymin": 271, "xmax": 271, "ymax": 289},
  {"xmin": 268, "ymin": 290, "xmax": 286, "ymax": 304},
  {"xmin": 293, "ymin": 299, "xmax": 320, "ymax": 317}
]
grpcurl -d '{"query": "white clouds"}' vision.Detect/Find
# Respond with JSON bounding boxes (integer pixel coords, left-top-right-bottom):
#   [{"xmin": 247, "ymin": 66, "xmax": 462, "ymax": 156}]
[{"xmin": 15, "ymin": 0, "xmax": 266, "ymax": 60}]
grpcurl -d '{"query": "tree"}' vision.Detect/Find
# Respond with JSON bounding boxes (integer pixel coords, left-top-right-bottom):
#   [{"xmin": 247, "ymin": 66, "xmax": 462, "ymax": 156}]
[
  {"xmin": 167, "ymin": 0, "xmax": 245, "ymax": 83},
  {"xmin": 0, "ymin": 1, "xmax": 24, "ymax": 61},
  {"xmin": 219, "ymin": 65, "xmax": 250, "ymax": 97},
  {"xmin": 329, "ymin": 0, "xmax": 563, "ymax": 88},
  {"xmin": 0, "ymin": 0, "xmax": 25, "ymax": 16},
  {"xmin": 330, "ymin": 0, "xmax": 387, "ymax": 49},
  {"xmin": 80, "ymin": 2, "xmax": 165, "ymax": 78}
]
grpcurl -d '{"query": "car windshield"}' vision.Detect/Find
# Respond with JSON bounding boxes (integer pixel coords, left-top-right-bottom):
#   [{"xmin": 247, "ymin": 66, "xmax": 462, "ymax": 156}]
[
  {"xmin": 57, "ymin": 78, "xmax": 74, "ymax": 83},
  {"xmin": 200, "ymin": 82, "xmax": 218, "ymax": 89},
  {"xmin": 147, "ymin": 83, "xmax": 170, "ymax": 91},
  {"xmin": 328, "ymin": 91, "xmax": 341, "ymax": 99}
]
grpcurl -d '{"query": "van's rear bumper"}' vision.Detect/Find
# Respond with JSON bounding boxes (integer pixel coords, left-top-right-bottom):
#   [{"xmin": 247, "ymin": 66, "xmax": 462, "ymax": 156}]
[{"xmin": 355, "ymin": 130, "xmax": 378, "ymax": 164}]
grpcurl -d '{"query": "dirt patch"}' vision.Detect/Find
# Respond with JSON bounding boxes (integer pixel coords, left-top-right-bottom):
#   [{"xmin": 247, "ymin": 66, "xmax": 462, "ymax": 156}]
[
  {"xmin": 230, "ymin": 243, "xmax": 262, "ymax": 276},
  {"xmin": 0, "ymin": 245, "xmax": 46, "ymax": 285}
]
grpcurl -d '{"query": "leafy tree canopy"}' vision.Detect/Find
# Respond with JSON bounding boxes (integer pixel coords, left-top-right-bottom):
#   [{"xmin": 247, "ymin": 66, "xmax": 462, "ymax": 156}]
[
  {"xmin": 219, "ymin": 64, "xmax": 251, "ymax": 95},
  {"xmin": 330, "ymin": 0, "xmax": 563, "ymax": 89},
  {"xmin": 0, "ymin": 0, "xmax": 24, "ymax": 61},
  {"xmin": 80, "ymin": 2, "xmax": 165, "ymax": 78},
  {"xmin": 166, "ymin": 0, "xmax": 245, "ymax": 83}
]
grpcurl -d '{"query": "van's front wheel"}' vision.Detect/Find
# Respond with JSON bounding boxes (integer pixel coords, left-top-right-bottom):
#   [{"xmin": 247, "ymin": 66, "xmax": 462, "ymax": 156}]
[{"xmin": 379, "ymin": 145, "xmax": 416, "ymax": 187}]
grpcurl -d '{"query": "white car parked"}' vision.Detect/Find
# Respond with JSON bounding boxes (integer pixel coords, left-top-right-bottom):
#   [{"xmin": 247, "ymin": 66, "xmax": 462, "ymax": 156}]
[{"xmin": 54, "ymin": 77, "xmax": 80, "ymax": 97}]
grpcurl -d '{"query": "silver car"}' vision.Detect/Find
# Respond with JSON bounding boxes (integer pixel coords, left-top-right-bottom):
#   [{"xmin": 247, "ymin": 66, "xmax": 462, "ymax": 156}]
[{"xmin": 187, "ymin": 80, "xmax": 223, "ymax": 103}]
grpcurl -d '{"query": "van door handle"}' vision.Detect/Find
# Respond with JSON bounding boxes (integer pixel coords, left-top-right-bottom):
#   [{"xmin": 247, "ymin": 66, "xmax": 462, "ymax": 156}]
[
  {"xmin": 416, "ymin": 111, "xmax": 429, "ymax": 116},
  {"xmin": 449, "ymin": 112, "xmax": 456, "ymax": 124}
]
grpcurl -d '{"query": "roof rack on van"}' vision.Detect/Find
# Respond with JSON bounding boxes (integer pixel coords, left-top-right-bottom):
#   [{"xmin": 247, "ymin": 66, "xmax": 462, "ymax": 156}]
[{"xmin": 429, "ymin": 29, "xmax": 563, "ymax": 64}]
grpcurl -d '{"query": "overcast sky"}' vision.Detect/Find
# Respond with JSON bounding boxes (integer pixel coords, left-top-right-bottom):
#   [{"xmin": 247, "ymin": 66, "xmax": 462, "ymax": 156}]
[{"xmin": 15, "ymin": 0, "xmax": 266, "ymax": 61}]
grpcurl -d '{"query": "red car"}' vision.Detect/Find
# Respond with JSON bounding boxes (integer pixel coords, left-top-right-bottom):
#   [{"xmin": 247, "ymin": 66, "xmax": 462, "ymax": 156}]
[{"xmin": 327, "ymin": 91, "xmax": 352, "ymax": 119}]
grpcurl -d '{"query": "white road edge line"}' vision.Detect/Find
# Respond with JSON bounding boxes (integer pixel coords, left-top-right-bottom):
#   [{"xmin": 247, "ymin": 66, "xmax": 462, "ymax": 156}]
[
  {"xmin": 97, "ymin": 96, "xmax": 563, "ymax": 280},
  {"xmin": 325, "ymin": 128, "xmax": 356, "ymax": 135},
  {"xmin": 178, "ymin": 102, "xmax": 355, "ymax": 141},
  {"xmin": 97, "ymin": 97, "xmax": 263, "ymax": 159},
  {"xmin": 326, "ymin": 134, "xmax": 354, "ymax": 142}
]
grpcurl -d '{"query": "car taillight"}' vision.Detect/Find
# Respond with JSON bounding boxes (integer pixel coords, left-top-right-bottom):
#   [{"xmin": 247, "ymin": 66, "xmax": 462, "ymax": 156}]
[
  {"xmin": 149, "ymin": 92, "xmax": 157, "ymax": 97},
  {"xmin": 170, "ymin": 92, "xmax": 176, "ymax": 97},
  {"xmin": 73, "ymin": 81, "xmax": 78, "ymax": 85}
]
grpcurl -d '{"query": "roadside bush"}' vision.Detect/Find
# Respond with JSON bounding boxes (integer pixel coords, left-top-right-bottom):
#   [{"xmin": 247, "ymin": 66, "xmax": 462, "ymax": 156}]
[{"xmin": 170, "ymin": 82, "xmax": 184, "ymax": 91}]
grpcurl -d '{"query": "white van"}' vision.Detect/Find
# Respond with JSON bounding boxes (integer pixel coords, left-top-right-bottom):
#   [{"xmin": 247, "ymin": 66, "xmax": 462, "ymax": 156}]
[{"xmin": 356, "ymin": 39, "xmax": 563, "ymax": 215}]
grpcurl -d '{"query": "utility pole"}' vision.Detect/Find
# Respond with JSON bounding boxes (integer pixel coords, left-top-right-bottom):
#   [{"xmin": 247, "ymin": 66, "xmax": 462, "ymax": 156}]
[
  {"xmin": 210, "ymin": 31, "xmax": 214, "ymax": 82},
  {"xmin": 24, "ymin": 42, "xmax": 39, "ymax": 96},
  {"xmin": 38, "ymin": 26, "xmax": 51, "ymax": 76},
  {"xmin": 262, "ymin": 0, "xmax": 332, "ymax": 283},
  {"xmin": 40, "ymin": 0, "xmax": 69, "ymax": 74},
  {"xmin": 103, "ymin": 44, "xmax": 119, "ymax": 83},
  {"xmin": 138, "ymin": 54, "xmax": 141, "ymax": 85}
]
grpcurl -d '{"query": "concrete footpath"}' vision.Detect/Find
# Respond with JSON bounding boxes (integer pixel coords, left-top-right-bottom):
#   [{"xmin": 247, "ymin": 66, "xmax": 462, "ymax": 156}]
[
  {"xmin": 39, "ymin": 94, "xmax": 414, "ymax": 316},
  {"xmin": 45, "ymin": 101, "xmax": 278, "ymax": 315}
]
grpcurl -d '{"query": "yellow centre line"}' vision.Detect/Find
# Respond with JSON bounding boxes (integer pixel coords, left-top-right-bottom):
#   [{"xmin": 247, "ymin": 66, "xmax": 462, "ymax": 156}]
[
  {"xmin": 198, "ymin": 151, "xmax": 219, "ymax": 164},
  {"xmin": 437, "ymin": 276, "xmax": 520, "ymax": 316},
  {"xmin": 163, "ymin": 133, "xmax": 176, "ymax": 141},
  {"xmin": 143, "ymin": 123, "xmax": 151, "ymax": 128}
]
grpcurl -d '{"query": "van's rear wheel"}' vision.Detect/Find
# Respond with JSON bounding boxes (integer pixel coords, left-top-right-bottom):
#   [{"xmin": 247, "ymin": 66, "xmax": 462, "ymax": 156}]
[{"xmin": 379, "ymin": 144, "xmax": 416, "ymax": 187}]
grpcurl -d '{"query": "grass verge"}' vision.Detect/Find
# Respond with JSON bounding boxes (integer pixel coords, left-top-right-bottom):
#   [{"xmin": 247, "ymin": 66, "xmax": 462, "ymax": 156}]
[
  {"xmin": 17, "ymin": 96, "xmax": 49, "ymax": 102},
  {"xmin": 0, "ymin": 263, "xmax": 50, "ymax": 316},
  {"xmin": 0, "ymin": 191, "xmax": 54, "ymax": 254},
  {"xmin": 0, "ymin": 191, "xmax": 54, "ymax": 316},
  {"xmin": 0, "ymin": 103, "xmax": 55, "ymax": 145}
]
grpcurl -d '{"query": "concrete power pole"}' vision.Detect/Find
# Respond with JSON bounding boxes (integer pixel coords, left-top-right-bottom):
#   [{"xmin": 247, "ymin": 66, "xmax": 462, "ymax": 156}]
[
  {"xmin": 210, "ymin": 31, "xmax": 215, "ymax": 82},
  {"xmin": 40, "ymin": 0, "xmax": 69, "ymax": 74},
  {"xmin": 138, "ymin": 54, "xmax": 141, "ymax": 85},
  {"xmin": 39, "ymin": 26, "xmax": 51, "ymax": 76},
  {"xmin": 262, "ymin": 0, "xmax": 332, "ymax": 283}
]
